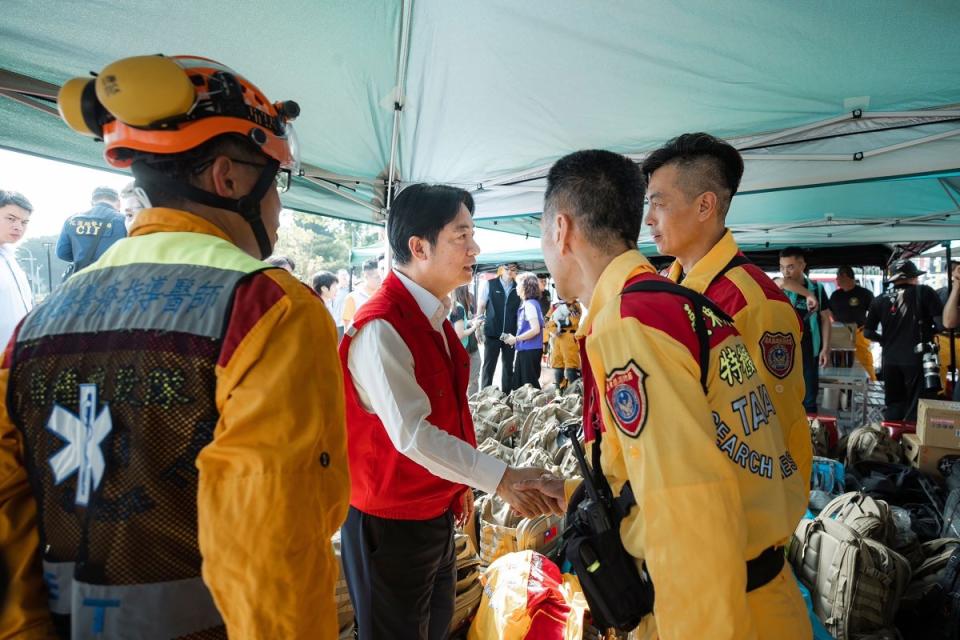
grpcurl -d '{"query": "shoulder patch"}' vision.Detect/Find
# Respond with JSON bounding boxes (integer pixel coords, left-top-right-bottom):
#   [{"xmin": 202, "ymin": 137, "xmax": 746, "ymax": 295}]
[
  {"xmin": 758, "ymin": 331, "xmax": 796, "ymax": 379},
  {"xmin": 604, "ymin": 360, "xmax": 648, "ymax": 438}
]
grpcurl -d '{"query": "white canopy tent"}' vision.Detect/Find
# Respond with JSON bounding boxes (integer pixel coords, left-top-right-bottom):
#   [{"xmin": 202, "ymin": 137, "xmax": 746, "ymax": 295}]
[{"xmin": 2, "ymin": 0, "xmax": 959, "ymax": 251}]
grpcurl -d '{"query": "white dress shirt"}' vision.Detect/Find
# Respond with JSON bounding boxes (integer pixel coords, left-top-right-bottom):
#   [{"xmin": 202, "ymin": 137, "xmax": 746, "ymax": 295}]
[
  {"xmin": 0, "ymin": 244, "xmax": 32, "ymax": 347},
  {"xmin": 347, "ymin": 270, "xmax": 507, "ymax": 495}
]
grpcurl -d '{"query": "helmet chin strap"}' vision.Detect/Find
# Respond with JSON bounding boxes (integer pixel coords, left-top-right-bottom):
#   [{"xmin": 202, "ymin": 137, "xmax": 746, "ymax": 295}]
[{"xmin": 132, "ymin": 159, "xmax": 279, "ymax": 259}]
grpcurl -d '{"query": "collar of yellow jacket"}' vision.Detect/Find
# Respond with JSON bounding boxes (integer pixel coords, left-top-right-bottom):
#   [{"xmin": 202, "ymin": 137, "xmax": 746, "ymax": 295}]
[
  {"xmin": 666, "ymin": 228, "xmax": 739, "ymax": 293},
  {"xmin": 129, "ymin": 207, "xmax": 234, "ymax": 243},
  {"xmin": 576, "ymin": 249, "xmax": 655, "ymax": 338}
]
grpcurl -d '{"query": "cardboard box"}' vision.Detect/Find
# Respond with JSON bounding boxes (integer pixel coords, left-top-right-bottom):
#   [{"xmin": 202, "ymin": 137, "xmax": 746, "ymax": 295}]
[
  {"xmin": 903, "ymin": 432, "xmax": 960, "ymax": 480},
  {"xmin": 917, "ymin": 399, "xmax": 960, "ymax": 449}
]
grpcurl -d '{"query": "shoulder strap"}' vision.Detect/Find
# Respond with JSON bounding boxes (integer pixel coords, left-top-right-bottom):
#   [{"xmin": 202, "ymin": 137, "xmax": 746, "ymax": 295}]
[
  {"xmin": 589, "ymin": 278, "xmax": 734, "ymax": 517},
  {"xmin": 620, "ymin": 279, "xmax": 732, "ymax": 395},
  {"xmin": 711, "ymin": 254, "xmax": 752, "ymax": 285}
]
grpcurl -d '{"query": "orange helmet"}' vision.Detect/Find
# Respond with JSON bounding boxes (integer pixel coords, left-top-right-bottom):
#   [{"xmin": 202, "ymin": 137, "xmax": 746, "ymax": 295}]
[{"xmin": 58, "ymin": 55, "xmax": 300, "ymax": 172}]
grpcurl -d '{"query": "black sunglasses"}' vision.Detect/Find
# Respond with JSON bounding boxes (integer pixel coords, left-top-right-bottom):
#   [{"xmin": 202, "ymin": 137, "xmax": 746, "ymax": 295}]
[
  {"xmin": 229, "ymin": 158, "xmax": 291, "ymax": 193},
  {"xmin": 193, "ymin": 157, "xmax": 291, "ymax": 193}
]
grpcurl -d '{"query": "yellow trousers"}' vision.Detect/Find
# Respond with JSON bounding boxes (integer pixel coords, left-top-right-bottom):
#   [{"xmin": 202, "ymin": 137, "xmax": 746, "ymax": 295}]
[
  {"xmin": 629, "ymin": 565, "xmax": 813, "ymax": 640},
  {"xmin": 936, "ymin": 333, "xmax": 960, "ymax": 395},
  {"xmin": 550, "ymin": 332, "xmax": 581, "ymax": 369},
  {"xmin": 855, "ymin": 327, "xmax": 876, "ymax": 381}
]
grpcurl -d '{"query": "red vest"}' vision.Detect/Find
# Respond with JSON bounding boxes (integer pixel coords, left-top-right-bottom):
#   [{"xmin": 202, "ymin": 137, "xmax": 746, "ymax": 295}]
[{"xmin": 339, "ymin": 273, "xmax": 477, "ymax": 520}]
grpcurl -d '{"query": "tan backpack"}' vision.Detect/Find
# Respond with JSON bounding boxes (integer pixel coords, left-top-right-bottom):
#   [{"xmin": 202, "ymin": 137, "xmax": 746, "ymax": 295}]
[
  {"xmin": 450, "ymin": 533, "xmax": 483, "ymax": 634},
  {"xmin": 472, "ymin": 399, "xmax": 516, "ymax": 444},
  {"xmin": 789, "ymin": 517, "xmax": 912, "ymax": 640},
  {"xmin": 477, "ymin": 437, "xmax": 515, "ymax": 465},
  {"xmin": 476, "ymin": 494, "xmax": 564, "ymax": 567},
  {"xmin": 846, "ymin": 423, "xmax": 902, "ymax": 466},
  {"xmin": 818, "ymin": 492, "xmax": 893, "ymax": 544},
  {"xmin": 509, "ymin": 384, "xmax": 552, "ymax": 424}
]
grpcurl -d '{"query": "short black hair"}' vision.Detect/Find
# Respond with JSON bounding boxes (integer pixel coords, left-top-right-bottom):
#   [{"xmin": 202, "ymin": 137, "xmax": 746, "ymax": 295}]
[
  {"xmin": 91, "ymin": 186, "xmax": 118, "ymax": 204},
  {"xmin": 362, "ymin": 259, "xmax": 378, "ymax": 273},
  {"xmin": 543, "ymin": 149, "xmax": 644, "ymax": 249},
  {"xmin": 129, "ymin": 134, "xmax": 267, "ymax": 208},
  {"xmin": 836, "ymin": 265, "xmax": 855, "ymax": 279},
  {"xmin": 0, "ymin": 190, "xmax": 33, "ymax": 213},
  {"xmin": 267, "ymin": 255, "xmax": 296, "ymax": 271},
  {"xmin": 388, "ymin": 184, "xmax": 474, "ymax": 265},
  {"xmin": 312, "ymin": 270, "xmax": 337, "ymax": 292},
  {"xmin": 640, "ymin": 132, "xmax": 744, "ymax": 217},
  {"xmin": 779, "ymin": 246, "xmax": 806, "ymax": 260}
]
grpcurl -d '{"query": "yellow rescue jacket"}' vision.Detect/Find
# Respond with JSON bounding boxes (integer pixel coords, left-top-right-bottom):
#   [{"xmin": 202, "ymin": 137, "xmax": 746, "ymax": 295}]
[
  {"xmin": 0, "ymin": 209, "xmax": 350, "ymax": 639},
  {"xmin": 667, "ymin": 230, "xmax": 812, "ymax": 488},
  {"xmin": 568, "ymin": 250, "xmax": 809, "ymax": 640}
]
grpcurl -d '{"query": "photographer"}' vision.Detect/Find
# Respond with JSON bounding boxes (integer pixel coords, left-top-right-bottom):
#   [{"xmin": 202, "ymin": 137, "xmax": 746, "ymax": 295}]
[{"xmin": 863, "ymin": 259, "xmax": 943, "ymax": 421}]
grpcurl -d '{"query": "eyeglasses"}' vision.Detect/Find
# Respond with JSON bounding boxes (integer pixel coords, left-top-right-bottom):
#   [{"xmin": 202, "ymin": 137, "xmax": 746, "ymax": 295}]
[{"xmin": 229, "ymin": 158, "xmax": 292, "ymax": 193}]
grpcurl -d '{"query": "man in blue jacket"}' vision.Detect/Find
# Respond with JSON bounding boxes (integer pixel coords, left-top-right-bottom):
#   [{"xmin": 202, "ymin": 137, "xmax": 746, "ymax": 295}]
[
  {"xmin": 56, "ymin": 186, "xmax": 127, "ymax": 278},
  {"xmin": 478, "ymin": 262, "xmax": 521, "ymax": 391}
]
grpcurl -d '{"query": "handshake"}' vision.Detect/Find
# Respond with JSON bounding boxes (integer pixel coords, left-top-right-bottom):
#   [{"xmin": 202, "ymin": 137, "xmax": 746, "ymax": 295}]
[{"xmin": 495, "ymin": 466, "xmax": 567, "ymax": 519}]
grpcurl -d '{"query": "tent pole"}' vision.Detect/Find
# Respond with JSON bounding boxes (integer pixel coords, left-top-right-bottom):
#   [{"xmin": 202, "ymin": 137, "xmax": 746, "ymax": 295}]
[
  {"xmin": 947, "ymin": 242, "xmax": 957, "ymax": 398},
  {"xmin": 301, "ymin": 175, "xmax": 382, "ymax": 213},
  {"xmin": 384, "ymin": 0, "xmax": 413, "ymax": 272}
]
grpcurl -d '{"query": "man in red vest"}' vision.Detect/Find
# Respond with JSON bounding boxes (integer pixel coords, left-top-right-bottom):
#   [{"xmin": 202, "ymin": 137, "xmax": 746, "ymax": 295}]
[{"xmin": 339, "ymin": 183, "xmax": 559, "ymax": 639}]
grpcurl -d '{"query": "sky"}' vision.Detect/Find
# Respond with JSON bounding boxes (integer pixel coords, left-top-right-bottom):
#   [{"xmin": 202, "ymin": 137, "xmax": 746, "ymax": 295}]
[{"xmin": 0, "ymin": 147, "xmax": 540, "ymax": 254}]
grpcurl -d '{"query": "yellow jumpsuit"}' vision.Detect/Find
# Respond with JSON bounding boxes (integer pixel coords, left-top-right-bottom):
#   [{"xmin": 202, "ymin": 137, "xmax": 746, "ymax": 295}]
[
  {"xmin": 546, "ymin": 301, "xmax": 582, "ymax": 370},
  {"xmin": 0, "ymin": 209, "xmax": 351, "ymax": 638},
  {"xmin": 568, "ymin": 250, "xmax": 810, "ymax": 639}
]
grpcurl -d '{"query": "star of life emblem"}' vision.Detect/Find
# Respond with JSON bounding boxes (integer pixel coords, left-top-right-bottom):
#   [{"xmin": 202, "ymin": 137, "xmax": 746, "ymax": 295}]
[{"xmin": 46, "ymin": 384, "xmax": 112, "ymax": 507}]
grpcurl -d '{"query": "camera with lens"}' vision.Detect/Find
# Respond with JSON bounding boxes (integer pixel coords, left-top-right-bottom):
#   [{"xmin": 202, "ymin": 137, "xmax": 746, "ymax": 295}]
[{"xmin": 915, "ymin": 341, "xmax": 942, "ymax": 391}]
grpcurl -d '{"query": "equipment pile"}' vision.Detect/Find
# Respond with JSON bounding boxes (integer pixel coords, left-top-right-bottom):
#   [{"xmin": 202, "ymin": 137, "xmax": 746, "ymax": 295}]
[{"xmin": 789, "ymin": 411, "xmax": 960, "ymax": 639}]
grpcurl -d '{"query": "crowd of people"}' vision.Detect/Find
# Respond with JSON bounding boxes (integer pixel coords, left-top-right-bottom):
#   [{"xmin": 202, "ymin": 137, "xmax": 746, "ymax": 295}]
[{"xmin": 0, "ymin": 52, "xmax": 957, "ymax": 640}]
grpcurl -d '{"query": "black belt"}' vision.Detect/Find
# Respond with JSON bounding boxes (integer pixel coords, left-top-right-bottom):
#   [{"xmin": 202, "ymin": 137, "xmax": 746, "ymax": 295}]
[
  {"xmin": 746, "ymin": 545, "xmax": 784, "ymax": 592},
  {"xmin": 614, "ymin": 482, "xmax": 783, "ymax": 592}
]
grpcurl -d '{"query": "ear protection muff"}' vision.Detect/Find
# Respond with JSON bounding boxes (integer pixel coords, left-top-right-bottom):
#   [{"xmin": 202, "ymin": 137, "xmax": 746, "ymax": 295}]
[
  {"xmin": 58, "ymin": 55, "xmax": 197, "ymax": 137},
  {"xmin": 95, "ymin": 55, "xmax": 196, "ymax": 127},
  {"xmin": 58, "ymin": 77, "xmax": 106, "ymax": 137}
]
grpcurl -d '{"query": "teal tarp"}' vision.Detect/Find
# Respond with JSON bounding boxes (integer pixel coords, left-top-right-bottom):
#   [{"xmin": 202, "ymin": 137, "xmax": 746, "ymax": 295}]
[{"xmin": 2, "ymin": 1, "xmax": 960, "ymax": 247}]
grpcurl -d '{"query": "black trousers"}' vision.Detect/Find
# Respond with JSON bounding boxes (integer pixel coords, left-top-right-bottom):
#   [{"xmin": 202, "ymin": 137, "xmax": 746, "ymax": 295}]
[
  {"xmin": 341, "ymin": 507, "xmax": 456, "ymax": 640},
  {"xmin": 481, "ymin": 337, "xmax": 515, "ymax": 392},
  {"xmin": 801, "ymin": 338, "xmax": 819, "ymax": 414},
  {"xmin": 513, "ymin": 348, "xmax": 542, "ymax": 389},
  {"xmin": 882, "ymin": 360, "xmax": 928, "ymax": 422}
]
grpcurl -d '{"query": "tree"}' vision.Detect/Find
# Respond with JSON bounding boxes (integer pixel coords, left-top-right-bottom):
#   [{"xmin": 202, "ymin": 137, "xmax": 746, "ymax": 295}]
[
  {"xmin": 271, "ymin": 211, "xmax": 382, "ymax": 281},
  {"xmin": 15, "ymin": 235, "xmax": 70, "ymax": 300}
]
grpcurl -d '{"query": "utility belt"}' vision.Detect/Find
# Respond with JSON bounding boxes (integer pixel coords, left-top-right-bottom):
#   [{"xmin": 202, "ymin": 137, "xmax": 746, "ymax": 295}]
[
  {"xmin": 561, "ymin": 423, "xmax": 785, "ymax": 631},
  {"xmin": 560, "ymin": 278, "xmax": 782, "ymax": 631},
  {"xmin": 558, "ymin": 328, "xmax": 577, "ymax": 334}
]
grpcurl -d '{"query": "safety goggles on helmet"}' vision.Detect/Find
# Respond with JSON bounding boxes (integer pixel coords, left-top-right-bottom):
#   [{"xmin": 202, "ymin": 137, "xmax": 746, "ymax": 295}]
[{"xmin": 57, "ymin": 55, "xmax": 300, "ymax": 174}]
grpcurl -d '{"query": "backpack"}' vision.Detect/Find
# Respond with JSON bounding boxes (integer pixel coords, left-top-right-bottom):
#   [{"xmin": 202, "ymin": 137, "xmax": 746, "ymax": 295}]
[
  {"xmin": 472, "ymin": 399, "xmax": 516, "ymax": 444},
  {"xmin": 847, "ymin": 424, "xmax": 903, "ymax": 467},
  {"xmin": 789, "ymin": 517, "xmax": 912, "ymax": 640},
  {"xmin": 845, "ymin": 461, "xmax": 946, "ymax": 543},
  {"xmin": 812, "ymin": 456, "xmax": 846, "ymax": 495},
  {"xmin": 818, "ymin": 492, "xmax": 893, "ymax": 544},
  {"xmin": 895, "ymin": 538, "xmax": 960, "ymax": 640},
  {"xmin": 810, "ymin": 418, "xmax": 831, "ymax": 458},
  {"xmin": 450, "ymin": 533, "xmax": 483, "ymax": 635},
  {"xmin": 476, "ymin": 494, "xmax": 564, "ymax": 567},
  {"xmin": 509, "ymin": 384, "xmax": 551, "ymax": 423},
  {"xmin": 942, "ymin": 461, "xmax": 960, "ymax": 539}
]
